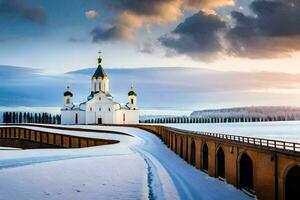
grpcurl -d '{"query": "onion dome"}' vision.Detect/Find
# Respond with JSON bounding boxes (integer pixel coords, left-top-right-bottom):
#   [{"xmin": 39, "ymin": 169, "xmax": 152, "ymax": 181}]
[
  {"xmin": 64, "ymin": 86, "xmax": 73, "ymax": 97},
  {"xmin": 128, "ymin": 85, "xmax": 137, "ymax": 96},
  {"xmin": 128, "ymin": 90, "xmax": 137, "ymax": 96}
]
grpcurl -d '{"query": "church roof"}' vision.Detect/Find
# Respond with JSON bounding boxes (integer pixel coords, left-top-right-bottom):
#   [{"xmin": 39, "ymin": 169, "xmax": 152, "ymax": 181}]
[{"xmin": 92, "ymin": 64, "xmax": 107, "ymax": 78}]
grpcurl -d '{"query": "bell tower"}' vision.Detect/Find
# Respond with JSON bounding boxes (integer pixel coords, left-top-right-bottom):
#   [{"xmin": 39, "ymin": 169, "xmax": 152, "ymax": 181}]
[
  {"xmin": 64, "ymin": 86, "xmax": 73, "ymax": 108},
  {"xmin": 91, "ymin": 51, "xmax": 109, "ymax": 94},
  {"xmin": 127, "ymin": 85, "xmax": 137, "ymax": 109}
]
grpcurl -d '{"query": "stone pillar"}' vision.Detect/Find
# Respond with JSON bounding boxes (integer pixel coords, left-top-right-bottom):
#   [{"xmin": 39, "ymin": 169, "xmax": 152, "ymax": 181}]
[
  {"xmin": 195, "ymin": 139, "xmax": 202, "ymax": 169},
  {"xmin": 207, "ymin": 141, "xmax": 216, "ymax": 177}
]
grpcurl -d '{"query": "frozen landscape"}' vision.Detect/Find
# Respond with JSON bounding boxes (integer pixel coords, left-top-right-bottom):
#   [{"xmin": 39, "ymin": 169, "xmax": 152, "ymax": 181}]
[
  {"xmin": 0, "ymin": 125, "xmax": 251, "ymax": 200},
  {"xmin": 165, "ymin": 121, "xmax": 300, "ymax": 143}
]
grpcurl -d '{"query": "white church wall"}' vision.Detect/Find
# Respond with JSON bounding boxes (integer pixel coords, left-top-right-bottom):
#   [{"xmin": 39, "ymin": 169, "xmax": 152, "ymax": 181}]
[
  {"xmin": 85, "ymin": 92, "xmax": 115, "ymax": 124},
  {"xmin": 61, "ymin": 110, "xmax": 85, "ymax": 125},
  {"xmin": 115, "ymin": 109, "xmax": 139, "ymax": 124}
]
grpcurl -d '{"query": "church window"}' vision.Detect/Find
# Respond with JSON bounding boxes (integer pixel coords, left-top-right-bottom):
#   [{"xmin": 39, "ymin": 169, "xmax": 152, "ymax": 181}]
[
  {"xmin": 99, "ymin": 83, "xmax": 101, "ymax": 91},
  {"xmin": 131, "ymin": 99, "xmax": 134, "ymax": 104},
  {"xmin": 90, "ymin": 107, "xmax": 92, "ymax": 112},
  {"xmin": 99, "ymin": 108, "xmax": 101, "ymax": 111},
  {"xmin": 108, "ymin": 108, "xmax": 111, "ymax": 112},
  {"xmin": 99, "ymin": 97, "xmax": 101, "ymax": 101},
  {"xmin": 123, "ymin": 114, "xmax": 125, "ymax": 121},
  {"xmin": 66, "ymin": 98, "xmax": 70, "ymax": 104}
]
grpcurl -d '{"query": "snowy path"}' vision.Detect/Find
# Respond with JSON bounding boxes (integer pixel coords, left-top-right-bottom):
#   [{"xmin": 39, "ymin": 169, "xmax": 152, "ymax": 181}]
[{"xmin": 0, "ymin": 125, "xmax": 251, "ymax": 200}]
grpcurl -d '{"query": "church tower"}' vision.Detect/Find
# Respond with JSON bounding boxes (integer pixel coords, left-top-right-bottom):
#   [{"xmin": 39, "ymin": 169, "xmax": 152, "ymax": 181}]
[
  {"xmin": 91, "ymin": 52, "xmax": 109, "ymax": 94},
  {"xmin": 127, "ymin": 85, "xmax": 137, "ymax": 109},
  {"xmin": 64, "ymin": 86, "xmax": 73, "ymax": 108}
]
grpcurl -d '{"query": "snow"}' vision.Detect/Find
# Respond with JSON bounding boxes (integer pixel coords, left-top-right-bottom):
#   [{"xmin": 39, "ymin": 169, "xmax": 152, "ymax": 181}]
[
  {"xmin": 0, "ymin": 125, "xmax": 251, "ymax": 200},
  {"xmin": 163, "ymin": 121, "xmax": 300, "ymax": 143}
]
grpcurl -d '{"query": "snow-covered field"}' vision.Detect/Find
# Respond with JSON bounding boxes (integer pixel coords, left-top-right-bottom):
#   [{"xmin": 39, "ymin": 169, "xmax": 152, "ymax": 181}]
[
  {"xmin": 0, "ymin": 125, "xmax": 251, "ymax": 200},
  {"xmin": 164, "ymin": 121, "xmax": 300, "ymax": 143}
]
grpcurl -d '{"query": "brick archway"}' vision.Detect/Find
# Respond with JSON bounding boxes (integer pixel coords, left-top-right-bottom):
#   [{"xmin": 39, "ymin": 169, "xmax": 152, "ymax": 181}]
[
  {"xmin": 284, "ymin": 164, "xmax": 300, "ymax": 200},
  {"xmin": 202, "ymin": 143, "xmax": 208, "ymax": 172},
  {"xmin": 238, "ymin": 152, "xmax": 254, "ymax": 194},
  {"xmin": 190, "ymin": 139, "xmax": 196, "ymax": 166},
  {"xmin": 216, "ymin": 146, "xmax": 225, "ymax": 178}
]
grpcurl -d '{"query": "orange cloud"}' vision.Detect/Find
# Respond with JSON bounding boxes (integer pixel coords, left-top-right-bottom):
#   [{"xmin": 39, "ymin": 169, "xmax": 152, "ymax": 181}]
[{"xmin": 92, "ymin": 0, "xmax": 233, "ymax": 42}]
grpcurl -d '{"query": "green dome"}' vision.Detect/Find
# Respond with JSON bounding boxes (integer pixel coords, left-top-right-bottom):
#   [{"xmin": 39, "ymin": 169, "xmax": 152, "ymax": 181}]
[
  {"xmin": 128, "ymin": 90, "xmax": 137, "ymax": 96},
  {"xmin": 64, "ymin": 91, "xmax": 73, "ymax": 97}
]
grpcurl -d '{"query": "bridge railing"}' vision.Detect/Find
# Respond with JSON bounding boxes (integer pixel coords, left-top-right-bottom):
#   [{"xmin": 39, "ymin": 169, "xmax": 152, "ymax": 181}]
[{"xmin": 165, "ymin": 126, "xmax": 300, "ymax": 153}]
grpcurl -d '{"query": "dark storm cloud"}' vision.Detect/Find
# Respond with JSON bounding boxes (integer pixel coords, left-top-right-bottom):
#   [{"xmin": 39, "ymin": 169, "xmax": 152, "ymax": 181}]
[
  {"xmin": 159, "ymin": 11, "xmax": 226, "ymax": 60},
  {"xmin": 159, "ymin": 0, "xmax": 300, "ymax": 60},
  {"xmin": 226, "ymin": 0, "xmax": 300, "ymax": 58},
  {"xmin": 0, "ymin": 0, "xmax": 46, "ymax": 24},
  {"xmin": 91, "ymin": 25, "xmax": 125, "ymax": 42}
]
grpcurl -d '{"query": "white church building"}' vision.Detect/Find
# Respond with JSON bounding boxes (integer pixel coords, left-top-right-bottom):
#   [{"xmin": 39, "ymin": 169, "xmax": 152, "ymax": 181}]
[{"xmin": 61, "ymin": 53, "xmax": 139, "ymax": 125}]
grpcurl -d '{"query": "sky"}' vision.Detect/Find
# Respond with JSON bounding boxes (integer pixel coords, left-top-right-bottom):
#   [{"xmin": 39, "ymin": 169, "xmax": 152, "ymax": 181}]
[
  {"xmin": 0, "ymin": 0, "xmax": 300, "ymax": 73},
  {"xmin": 0, "ymin": 0, "xmax": 300, "ymax": 112}
]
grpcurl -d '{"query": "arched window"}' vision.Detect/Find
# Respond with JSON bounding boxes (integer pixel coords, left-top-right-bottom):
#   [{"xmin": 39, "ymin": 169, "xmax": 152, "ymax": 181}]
[
  {"xmin": 75, "ymin": 113, "xmax": 78, "ymax": 124},
  {"xmin": 131, "ymin": 98, "xmax": 134, "ymax": 104},
  {"xmin": 66, "ymin": 98, "xmax": 70, "ymax": 104}
]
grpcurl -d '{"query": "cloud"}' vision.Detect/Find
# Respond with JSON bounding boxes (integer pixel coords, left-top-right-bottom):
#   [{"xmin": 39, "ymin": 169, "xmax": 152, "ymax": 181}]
[
  {"xmin": 2, "ymin": 65, "xmax": 300, "ymax": 108},
  {"xmin": 159, "ymin": 0, "xmax": 300, "ymax": 60},
  {"xmin": 184, "ymin": 0, "xmax": 234, "ymax": 12},
  {"xmin": 91, "ymin": 24, "xmax": 127, "ymax": 42},
  {"xmin": 159, "ymin": 11, "xmax": 226, "ymax": 60},
  {"xmin": 85, "ymin": 10, "xmax": 98, "ymax": 19},
  {"xmin": 68, "ymin": 37, "xmax": 87, "ymax": 43},
  {"xmin": 138, "ymin": 41, "xmax": 155, "ymax": 54},
  {"xmin": 91, "ymin": 0, "xmax": 232, "ymax": 42},
  {"xmin": 0, "ymin": 0, "xmax": 47, "ymax": 24},
  {"xmin": 226, "ymin": 0, "xmax": 300, "ymax": 58}
]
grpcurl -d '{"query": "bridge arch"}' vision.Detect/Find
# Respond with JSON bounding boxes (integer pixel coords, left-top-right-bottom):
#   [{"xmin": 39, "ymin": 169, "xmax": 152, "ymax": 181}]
[
  {"xmin": 238, "ymin": 152, "xmax": 254, "ymax": 194},
  {"xmin": 216, "ymin": 146, "xmax": 225, "ymax": 179},
  {"xmin": 202, "ymin": 143, "xmax": 209, "ymax": 172},
  {"xmin": 190, "ymin": 139, "xmax": 196, "ymax": 166},
  {"xmin": 284, "ymin": 164, "xmax": 300, "ymax": 200}
]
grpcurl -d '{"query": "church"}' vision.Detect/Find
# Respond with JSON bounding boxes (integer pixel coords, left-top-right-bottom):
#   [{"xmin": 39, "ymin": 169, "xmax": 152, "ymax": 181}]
[{"xmin": 61, "ymin": 53, "xmax": 139, "ymax": 125}]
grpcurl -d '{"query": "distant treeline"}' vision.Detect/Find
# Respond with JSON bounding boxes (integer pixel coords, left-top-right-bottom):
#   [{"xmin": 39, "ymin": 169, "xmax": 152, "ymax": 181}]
[
  {"xmin": 142, "ymin": 106, "xmax": 300, "ymax": 124},
  {"xmin": 142, "ymin": 116, "xmax": 297, "ymax": 124},
  {"xmin": 2, "ymin": 112, "xmax": 61, "ymax": 124},
  {"xmin": 140, "ymin": 116, "xmax": 296, "ymax": 124}
]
